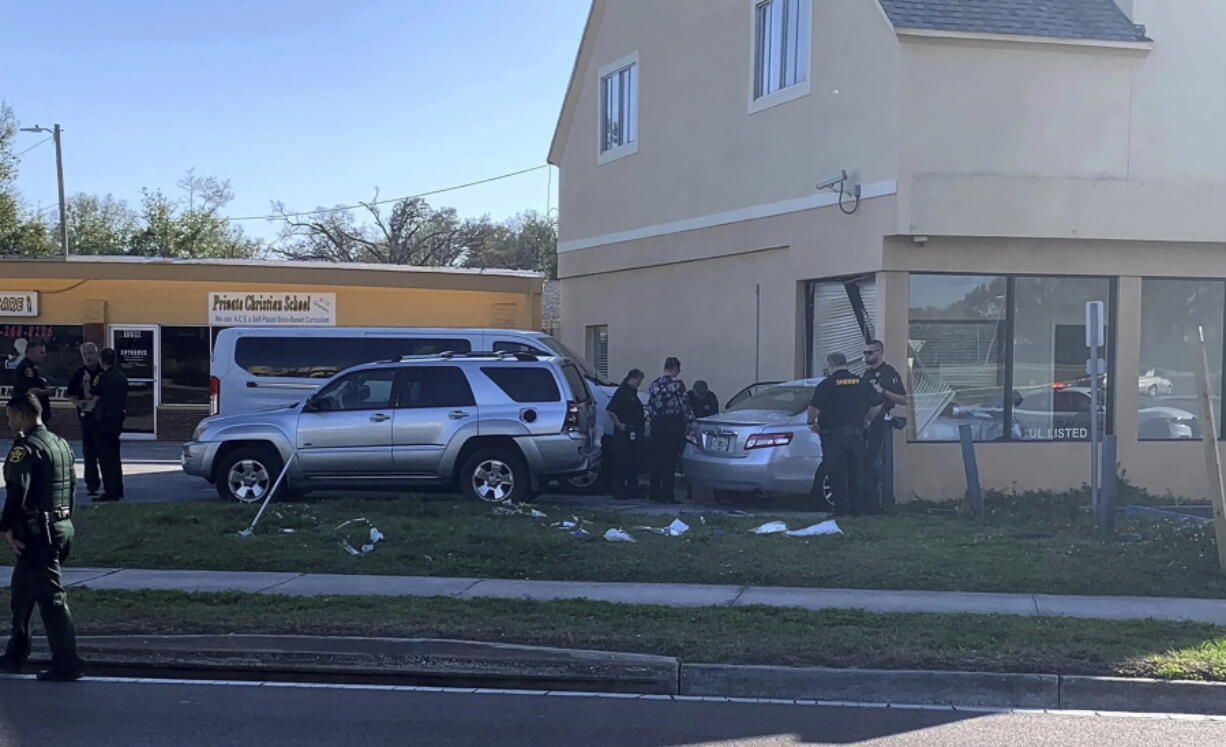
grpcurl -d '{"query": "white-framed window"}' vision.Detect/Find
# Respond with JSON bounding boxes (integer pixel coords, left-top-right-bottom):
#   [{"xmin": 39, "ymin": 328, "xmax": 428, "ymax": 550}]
[
  {"xmin": 597, "ymin": 52, "xmax": 639, "ymax": 164},
  {"xmin": 585, "ymin": 325, "xmax": 609, "ymax": 380},
  {"xmin": 749, "ymin": 0, "xmax": 812, "ymax": 114}
]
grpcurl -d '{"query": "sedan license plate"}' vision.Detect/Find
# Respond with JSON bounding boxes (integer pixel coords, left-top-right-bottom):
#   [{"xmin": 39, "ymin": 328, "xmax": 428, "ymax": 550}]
[{"xmin": 708, "ymin": 434, "xmax": 734, "ymax": 453}]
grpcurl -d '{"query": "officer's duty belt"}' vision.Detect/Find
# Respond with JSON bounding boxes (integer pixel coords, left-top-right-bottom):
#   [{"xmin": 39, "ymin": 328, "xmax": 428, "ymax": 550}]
[{"xmin": 25, "ymin": 508, "xmax": 71, "ymax": 521}]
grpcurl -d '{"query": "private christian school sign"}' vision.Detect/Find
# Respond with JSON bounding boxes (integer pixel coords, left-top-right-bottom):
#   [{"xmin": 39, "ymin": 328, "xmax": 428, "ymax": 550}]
[{"xmin": 209, "ymin": 292, "xmax": 336, "ymax": 326}]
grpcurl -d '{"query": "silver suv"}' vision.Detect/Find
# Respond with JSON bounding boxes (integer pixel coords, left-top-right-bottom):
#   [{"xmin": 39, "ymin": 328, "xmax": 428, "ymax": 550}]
[{"xmin": 182, "ymin": 352, "xmax": 600, "ymax": 503}]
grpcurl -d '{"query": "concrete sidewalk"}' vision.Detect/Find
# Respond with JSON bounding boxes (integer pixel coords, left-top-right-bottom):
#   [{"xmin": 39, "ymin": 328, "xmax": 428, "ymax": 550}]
[{"xmin": 10, "ymin": 566, "xmax": 1226, "ymax": 626}]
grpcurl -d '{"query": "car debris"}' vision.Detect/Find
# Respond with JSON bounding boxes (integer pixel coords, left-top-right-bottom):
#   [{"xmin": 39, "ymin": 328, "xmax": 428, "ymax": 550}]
[
  {"xmin": 636, "ymin": 518, "xmax": 690, "ymax": 536},
  {"xmin": 784, "ymin": 520, "xmax": 842, "ymax": 537},
  {"xmin": 749, "ymin": 521, "xmax": 789, "ymax": 535}
]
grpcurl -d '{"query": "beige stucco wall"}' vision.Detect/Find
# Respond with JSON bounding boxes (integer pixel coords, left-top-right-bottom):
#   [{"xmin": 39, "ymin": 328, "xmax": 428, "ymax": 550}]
[{"xmin": 556, "ymin": 0, "xmax": 902, "ymax": 246}]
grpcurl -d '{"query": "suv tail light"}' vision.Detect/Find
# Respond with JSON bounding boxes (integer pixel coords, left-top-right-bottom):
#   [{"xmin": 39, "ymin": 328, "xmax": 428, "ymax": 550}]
[
  {"xmin": 563, "ymin": 401, "xmax": 581, "ymax": 433},
  {"xmin": 746, "ymin": 433, "xmax": 793, "ymax": 450},
  {"xmin": 210, "ymin": 376, "xmax": 220, "ymax": 416}
]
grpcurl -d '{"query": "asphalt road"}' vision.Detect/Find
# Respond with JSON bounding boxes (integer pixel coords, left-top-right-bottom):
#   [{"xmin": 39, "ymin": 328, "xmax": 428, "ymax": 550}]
[{"xmin": 1, "ymin": 678, "xmax": 1224, "ymax": 746}]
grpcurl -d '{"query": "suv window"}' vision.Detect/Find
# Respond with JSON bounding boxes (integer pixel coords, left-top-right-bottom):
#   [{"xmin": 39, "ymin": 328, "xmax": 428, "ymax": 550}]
[
  {"xmin": 398, "ymin": 366, "xmax": 476, "ymax": 409},
  {"xmin": 235, "ymin": 337, "xmax": 472, "ymax": 378},
  {"xmin": 493, "ymin": 341, "xmax": 547, "ymax": 355},
  {"xmin": 482, "ymin": 367, "xmax": 561, "ymax": 403},
  {"xmin": 312, "ymin": 369, "xmax": 398, "ymax": 412},
  {"xmin": 560, "ymin": 363, "xmax": 590, "ymax": 403}
]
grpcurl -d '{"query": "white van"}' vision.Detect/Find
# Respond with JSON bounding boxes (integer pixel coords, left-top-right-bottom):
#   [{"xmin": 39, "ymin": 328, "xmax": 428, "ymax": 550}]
[{"xmin": 210, "ymin": 327, "xmax": 620, "ymax": 489}]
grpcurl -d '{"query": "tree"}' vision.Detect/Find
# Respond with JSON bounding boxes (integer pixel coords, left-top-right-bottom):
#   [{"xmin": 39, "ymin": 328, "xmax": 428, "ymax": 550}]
[
  {"xmin": 0, "ymin": 102, "xmax": 56, "ymax": 256},
  {"xmin": 464, "ymin": 210, "xmax": 558, "ymax": 278},
  {"xmin": 273, "ymin": 194, "xmax": 494, "ymax": 267},
  {"xmin": 128, "ymin": 170, "xmax": 260, "ymax": 259},
  {"xmin": 62, "ymin": 193, "xmax": 140, "ymax": 255}
]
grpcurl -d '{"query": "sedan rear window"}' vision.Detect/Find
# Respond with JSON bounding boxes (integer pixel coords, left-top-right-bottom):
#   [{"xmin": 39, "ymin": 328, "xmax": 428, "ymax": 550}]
[
  {"xmin": 727, "ymin": 386, "xmax": 814, "ymax": 416},
  {"xmin": 481, "ymin": 367, "xmax": 561, "ymax": 403}
]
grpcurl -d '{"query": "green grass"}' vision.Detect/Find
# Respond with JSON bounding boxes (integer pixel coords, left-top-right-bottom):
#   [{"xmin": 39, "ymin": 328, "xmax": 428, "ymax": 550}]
[
  {"xmin": 33, "ymin": 588, "xmax": 1226, "ymax": 681},
  {"xmin": 65, "ymin": 487, "xmax": 1226, "ymax": 598}
]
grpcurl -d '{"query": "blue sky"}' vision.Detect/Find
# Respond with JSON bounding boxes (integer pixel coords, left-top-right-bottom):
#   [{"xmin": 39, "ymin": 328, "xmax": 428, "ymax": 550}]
[{"xmin": 1, "ymin": 0, "xmax": 589, "ymax": 240}]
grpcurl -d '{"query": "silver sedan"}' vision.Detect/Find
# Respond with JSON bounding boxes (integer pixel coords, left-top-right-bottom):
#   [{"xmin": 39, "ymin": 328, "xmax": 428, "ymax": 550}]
[{"xmin": 682, "ymin": 379, "xmax": 825, "ymax": 497}]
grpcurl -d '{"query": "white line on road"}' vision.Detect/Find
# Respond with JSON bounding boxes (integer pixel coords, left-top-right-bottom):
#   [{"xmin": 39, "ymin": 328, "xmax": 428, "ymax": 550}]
[{"xmin": 2, "ymin": 673, "xmax": 1225, "ymax": 722}]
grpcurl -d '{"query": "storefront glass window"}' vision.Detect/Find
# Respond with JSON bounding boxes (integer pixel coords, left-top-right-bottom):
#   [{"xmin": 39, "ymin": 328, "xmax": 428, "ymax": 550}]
[
  {"xmin": 909, "ymin": 275, "xmax": 1008, "ymax": 442},
  {"xmin": 1138, "ymin": 279, "xmax": 1222, "ymax": 440},
  {"xmin": 161, "ymin": 326, "xmax": 211, "ymax": 406},
  {"xmin": 1012, "ymin": 276, "xmax": 1112, "ymax": 442},
  {"xmin": 0, "ymin": 324, "xmax": 85, "ymax": 399}
]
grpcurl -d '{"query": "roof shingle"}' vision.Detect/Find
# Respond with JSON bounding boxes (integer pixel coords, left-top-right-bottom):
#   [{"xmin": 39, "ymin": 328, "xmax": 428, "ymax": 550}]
[{"xmin": 878, "ymin": 0, "xmax": 1150, "ymax": 43}]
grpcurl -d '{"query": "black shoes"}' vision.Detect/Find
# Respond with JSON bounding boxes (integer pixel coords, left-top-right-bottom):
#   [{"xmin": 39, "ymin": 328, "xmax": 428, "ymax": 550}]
[
  {"xmin": 93, "ymin": 494, "xmax": 122, "ymax": 503},
  {"xmin": 36, "ymin": 669, "xmax": 82, "ymax": 682}
]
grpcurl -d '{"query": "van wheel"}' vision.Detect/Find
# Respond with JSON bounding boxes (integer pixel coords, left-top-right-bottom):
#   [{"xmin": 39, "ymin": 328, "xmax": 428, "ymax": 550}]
[
  {"xmin": 216, "ymin": 446, "xmax": 285, "ymax": 503},
  {"xmin": 461, "ymin": 448, "xmax": 530, "ymax": 504}
]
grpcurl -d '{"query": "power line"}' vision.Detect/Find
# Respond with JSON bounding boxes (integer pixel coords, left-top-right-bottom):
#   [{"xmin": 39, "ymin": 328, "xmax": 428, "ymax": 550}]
[
  {"xmin": 15, "ymin": 136, "xmax": 52, "ymax": 157},
  {"xmin": 225, "ymin": 164, "xmax": 550, "ymax": 222}
]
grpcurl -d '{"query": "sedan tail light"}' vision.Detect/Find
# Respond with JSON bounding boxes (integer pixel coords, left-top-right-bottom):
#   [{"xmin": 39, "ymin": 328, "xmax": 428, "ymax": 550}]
[
  {"xmin": 210, "ymin": 376, "xmax": 220, "ymax": 416},
  {"xmin": 745, "ymin": 433, "xmax": 794, "ymax": 450}
]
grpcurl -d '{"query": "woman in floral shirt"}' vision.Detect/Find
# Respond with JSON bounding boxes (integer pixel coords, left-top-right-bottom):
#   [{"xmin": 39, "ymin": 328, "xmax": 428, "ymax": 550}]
[{"xmin": 647, "ymin": 357, "xmax": 692, "ymax": 503}]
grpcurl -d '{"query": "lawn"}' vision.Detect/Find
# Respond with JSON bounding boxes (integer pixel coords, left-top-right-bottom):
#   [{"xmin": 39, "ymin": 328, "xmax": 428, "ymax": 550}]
[
  {"xmin": 31, "ymin": 588, "xmax": 1226, "ymax": 682},
  {"xmin": 65, "ymin": 486, "xmax": 1226, "ymax": 598}
]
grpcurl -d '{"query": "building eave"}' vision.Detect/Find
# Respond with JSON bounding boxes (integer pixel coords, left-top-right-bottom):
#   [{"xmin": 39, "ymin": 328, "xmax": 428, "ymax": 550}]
[{"xmin": 895, "ymin": 27, "xmax": 1153, "ymax": 52}]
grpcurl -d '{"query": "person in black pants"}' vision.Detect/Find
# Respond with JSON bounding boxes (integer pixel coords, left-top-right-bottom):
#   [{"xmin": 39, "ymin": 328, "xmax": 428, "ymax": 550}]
[
  {"xmin": 606, "ymin": 369, "xmax": 646, "ymax": 500},
  {"xmin": 807, "ymin": 353, "xmax": 873, "ymax": 516},
  {"xmin": 647, "ymin": 357, "xmax": 692, "ymax": 504},
  {"xmin": 860, "ymin": 340, "xmax": 907, "ymax": 514},
  {"xmin": 66, "ymin": 343, "xmax": 103, "ymax": 498},
  {"xmin": 92, "ymin": 348, "xmax": 128, "ymax": 503}
]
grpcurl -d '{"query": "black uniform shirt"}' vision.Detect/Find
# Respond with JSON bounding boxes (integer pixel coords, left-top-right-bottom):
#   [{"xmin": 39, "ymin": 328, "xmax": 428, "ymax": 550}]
[
  {"xmin": 13, "ymin": 359, "xmax": 51, "ymax": 418},
  {"xmin": 95, "ymin": 366, "xmax": 129, "ymax": 421},
  {"xmin": 861, "ymin": 363, "xmax": 906, "ymax": 416},
  {"xmin": 809, "ymin": 369, "xmax": 872, "ymax": 431},
  {"xmin": 608, "ymin": 384, "xmax": 645, "ymax": 434},
  {"xmin": 688, "ymin": 390, "xmax": 719, "ymax": 420},
  {"xmin": 66, "ymin": 364, "xmax": 102, "ymax": 415}
]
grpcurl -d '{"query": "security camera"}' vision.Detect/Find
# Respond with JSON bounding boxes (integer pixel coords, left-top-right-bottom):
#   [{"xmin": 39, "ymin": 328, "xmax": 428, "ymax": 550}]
[{"xmin": 815, "ymin": 170, "xmax": 848, "ymax": 191}]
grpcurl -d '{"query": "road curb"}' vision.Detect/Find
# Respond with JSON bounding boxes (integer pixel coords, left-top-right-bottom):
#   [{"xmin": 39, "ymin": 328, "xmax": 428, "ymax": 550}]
[
  {"xmin": 1060, "ymin": 675, "xmax": 1226, "ymax": 716},
  {"xmin": 680, "ymin": 664, "xmax": 1059, "ymax": 709}
]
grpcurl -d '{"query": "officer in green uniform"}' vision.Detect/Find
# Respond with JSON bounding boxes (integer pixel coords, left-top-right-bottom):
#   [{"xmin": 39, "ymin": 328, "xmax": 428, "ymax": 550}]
[{"xmin": 0, "ymin": 393, "xmax": 82, "ymax": 681}]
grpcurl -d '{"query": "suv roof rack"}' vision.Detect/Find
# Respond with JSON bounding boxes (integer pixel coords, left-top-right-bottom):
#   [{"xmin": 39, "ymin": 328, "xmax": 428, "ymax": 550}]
[{"xmin": 396, "ymin": 351, "xmax": 542, "ymax": 363}]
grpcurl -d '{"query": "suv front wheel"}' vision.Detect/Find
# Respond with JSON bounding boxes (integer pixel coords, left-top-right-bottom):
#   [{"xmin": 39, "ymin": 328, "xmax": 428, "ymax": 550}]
[
  {"xmin": 460, "ymin": 448, "xmax": 531, "ymax": 504},
  {"xmin": 216, "ymin": 445, "xmax": 284, "ymax": 503}
]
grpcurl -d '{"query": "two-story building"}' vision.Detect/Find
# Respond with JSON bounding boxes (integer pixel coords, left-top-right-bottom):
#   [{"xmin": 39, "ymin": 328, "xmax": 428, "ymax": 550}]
[{"xmin": 549, "ymin": 0, "xmax": 1226, "ymax": 500}]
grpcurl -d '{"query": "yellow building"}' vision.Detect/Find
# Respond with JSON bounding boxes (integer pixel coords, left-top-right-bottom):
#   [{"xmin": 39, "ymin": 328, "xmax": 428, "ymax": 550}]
[{"xmin": 0, "ymin": 256, "xmax": 543, "ymax": 440}]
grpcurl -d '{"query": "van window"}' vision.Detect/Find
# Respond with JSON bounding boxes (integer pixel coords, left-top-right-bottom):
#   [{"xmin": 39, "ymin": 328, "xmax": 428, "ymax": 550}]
[
  {"xmin": 560, "ymin": 363, "xmax": 590, "ymax": 403},
  {"xmin": 493, "ymin": 341, "xmax": 548, "ymax": 355},
  {"xmin": 481, "ymin": 367, "xmax": 561, "ymax": 403},
  {"xmin": 234, "ymin": 337, "xmax": 472, "ymax": 378},
  {"xmin": 398, "ymin": 366, "xmax": 476, "ymax": 409}
]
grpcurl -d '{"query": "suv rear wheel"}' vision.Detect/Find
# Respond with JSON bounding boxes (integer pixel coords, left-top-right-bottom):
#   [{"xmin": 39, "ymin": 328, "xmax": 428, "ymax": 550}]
[
  {"xmin": 460, "ymin": 448, "xmax": 530, "ymax": 504},
  {"xmin": 216, "ymin": 445, "xmax": 284, "ymax": 503}
]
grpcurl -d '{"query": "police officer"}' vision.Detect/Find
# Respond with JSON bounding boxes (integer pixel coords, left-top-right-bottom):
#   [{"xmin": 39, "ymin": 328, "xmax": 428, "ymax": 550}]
[
  {"xmin": 860, "ymin": 340, "xmax": 907, "ymax": 513},
  {"xmin": 807, "ymin": 353, "xmax": 872, "ymax": 516},
  {"xmin": 0, "ymin": 394, "xmax": 82, "ymax": 681},
  {"xmin": 13, "ymin": 340, "xmax": 53, "ymax": 427},
  {"xmin": 66, "ymin": 342, "xmax": 103, "ymax": 498},
  {"xmin": 606, "ymin": 369, "xmax": 646, "ymax": 501},
  {"xmin": 92, "ymin": 348, "xmax": 129, "ymax": 502}
]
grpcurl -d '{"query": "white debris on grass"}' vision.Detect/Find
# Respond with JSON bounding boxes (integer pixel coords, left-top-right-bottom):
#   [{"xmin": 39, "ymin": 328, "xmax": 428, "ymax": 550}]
[
  {"xmin": 603, "ymin": 528, "xmax": 636, "ymax": 543},
  {"xmin": 335, "ymin": 517, "xmax": 386, "ymax": 555},
  {"xmin": 493, "ymin": 504, "xmax": 550, "ymax": 519},
  {"xmin": 635, "ymin": 518, "xmax": 690, "ymax": 537},
  {"xmin": 784, "ymin": 520, "xmax": 842, "ymax": 537},
  {"xmin": 749, "ymin": 521, "xmax": 789, "ymax": 535}
]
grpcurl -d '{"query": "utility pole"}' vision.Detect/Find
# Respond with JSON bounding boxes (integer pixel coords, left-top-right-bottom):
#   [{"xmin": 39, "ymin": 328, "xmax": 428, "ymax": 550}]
[
  {"xmin": 20, "ymin": 123, "xmax": 68, "ymax": 258},
  {"xmin": 53, "ymin": 124, "xmax": 67, "ymax": 258}
]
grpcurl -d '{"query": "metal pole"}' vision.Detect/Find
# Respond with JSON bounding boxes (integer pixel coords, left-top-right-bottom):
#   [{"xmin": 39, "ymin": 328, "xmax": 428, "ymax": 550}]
[
  {"xmin": 1192, "ymin": 326, "xmax": 1226, "ymax": 574},
  {"xmin": 1088, "ymin": 302, "xmax": 1101, "ymax": 514},
  {"xmin": 53, "ymin": 124, "xmax": 67, "ymax": 258},
  {"xmin": 754, "ymin": 283, "xmax": 761, "ymax": 383},
  {"xmin": 1100, "ymin": 434, "xmax": 1117, "ymax": 539},
  {"xmin": 958, "ymin": 424, "xmax": 983, "ymax": 518},
  {"xmin": 239, "ymin": 452, "xmax": 297, "ymax": 537}
]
